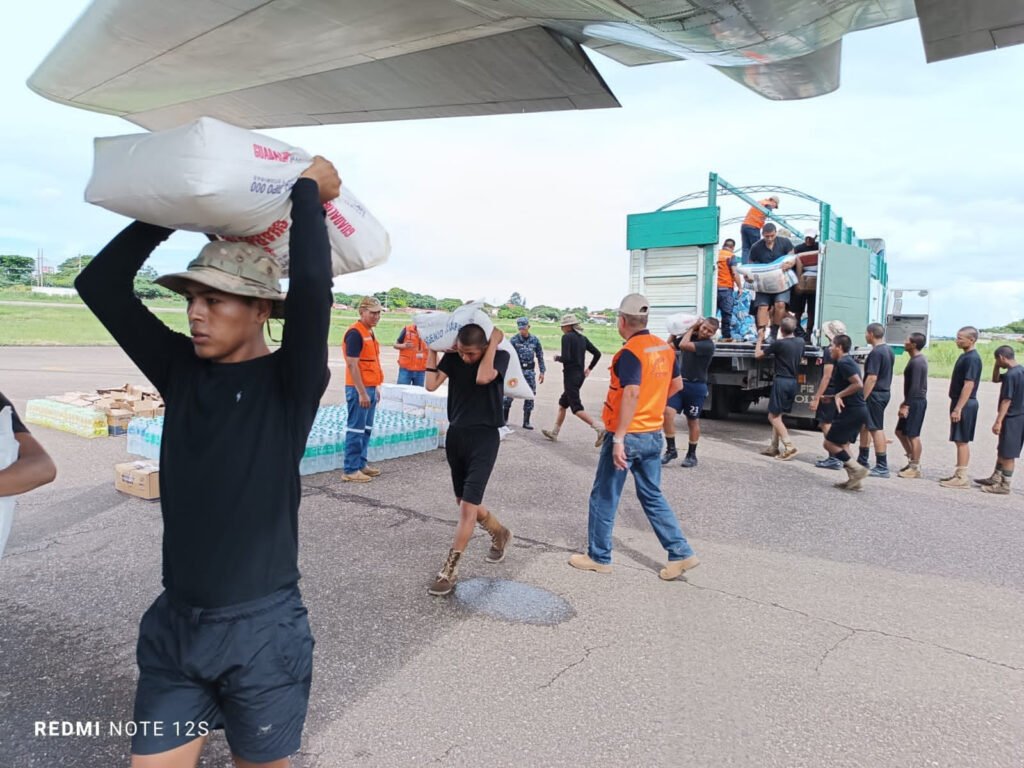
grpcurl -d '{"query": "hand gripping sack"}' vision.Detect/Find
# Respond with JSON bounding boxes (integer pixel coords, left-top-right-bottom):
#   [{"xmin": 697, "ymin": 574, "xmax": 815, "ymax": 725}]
[
  {"xmin": 665, "ymin": 312, "xmax": 702, "ymax": 337},
  {"xmin": 0, "ymin": 407, "xmax": 20, "ymax": 560},
  {"xmin": 85, "ymin": 117, "xmax": 390, "ymax": 277},
  {"xmin": 737, "ymin": 256, "xmax": 798, "ymax": 294}
]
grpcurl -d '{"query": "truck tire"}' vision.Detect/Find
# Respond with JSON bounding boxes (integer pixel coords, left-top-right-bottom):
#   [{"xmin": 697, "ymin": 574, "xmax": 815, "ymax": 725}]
[{"xmin": 708, "ymin": 385, "xmax": 733, "ymax": 420}]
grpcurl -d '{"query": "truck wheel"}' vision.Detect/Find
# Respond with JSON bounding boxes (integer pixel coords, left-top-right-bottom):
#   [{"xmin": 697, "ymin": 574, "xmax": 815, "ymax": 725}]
[{"xmin": 708, "ymin": 385, "xmax": 733, "ymax": 420}]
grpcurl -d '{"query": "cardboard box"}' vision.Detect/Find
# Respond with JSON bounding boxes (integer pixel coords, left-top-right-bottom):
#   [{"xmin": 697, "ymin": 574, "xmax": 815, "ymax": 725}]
[
  {"xmin": 107, "ymin": 409, "xmax": 134, "ymax": 436},
  {"xmin": 114, "ymin": 461, "xmax": 160, "ymax": 500}
]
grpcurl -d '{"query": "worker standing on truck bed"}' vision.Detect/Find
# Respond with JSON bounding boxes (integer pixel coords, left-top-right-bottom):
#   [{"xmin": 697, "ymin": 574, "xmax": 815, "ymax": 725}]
[
  {"xmin": 755, "ymin": 317, "xmax": 804, "ymax": 460},
  {"xmin": 716, "ymin": 238, "xmax": 743, "ymax": 342},
  {"xmin": 747, "ymin": 223, "xmax": 795, "ymax": 340},
  {"xmin": 740, "ymin": 195, "xmax": 779, "ymax": 264},
  {"xmin": 791, "ymin": 231, "xmax": 819, "ymax": 338},
  {"xmin": 662, "ymin": 318, "xmax": 719, "ymax": 467}
]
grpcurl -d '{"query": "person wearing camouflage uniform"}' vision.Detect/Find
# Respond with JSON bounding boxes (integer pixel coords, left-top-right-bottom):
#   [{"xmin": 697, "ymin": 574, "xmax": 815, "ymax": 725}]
[{"xmin": 503, "ymin": 317, "xmax": 545, "ymax": 430}]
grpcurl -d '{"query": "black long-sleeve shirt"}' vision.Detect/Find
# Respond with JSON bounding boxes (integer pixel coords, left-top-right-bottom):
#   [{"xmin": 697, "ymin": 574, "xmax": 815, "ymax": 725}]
[
  {"xmin": 76, "ymin": 179, "xmax": 331, "ymax": 608},
  {"xmin": 559, "ymin": 331, "xmax": 601, "ymax": 376}
]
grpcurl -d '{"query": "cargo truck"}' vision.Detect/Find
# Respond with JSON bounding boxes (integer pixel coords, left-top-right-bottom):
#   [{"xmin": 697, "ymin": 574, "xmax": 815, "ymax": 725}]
[{"xmin": 626, "ymin": 172, "xmax": 927, "ymax": 427}]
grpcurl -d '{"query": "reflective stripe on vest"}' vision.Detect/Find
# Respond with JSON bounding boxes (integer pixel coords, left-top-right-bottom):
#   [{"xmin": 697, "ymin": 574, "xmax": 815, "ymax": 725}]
[
  {"xmin": 345, "ymin": 320, "xmax": 383, "ymax": 387},
  {"xmin": 741, "ymin": 199, "xmax": 772, "ymax": 230},
  {"xmin": 602, "ymin": 333, "xmax": 676, "ymax": 433},
  {"xmin": 397, "ymin": 324, "xmax": 428, "ymax": 372}
]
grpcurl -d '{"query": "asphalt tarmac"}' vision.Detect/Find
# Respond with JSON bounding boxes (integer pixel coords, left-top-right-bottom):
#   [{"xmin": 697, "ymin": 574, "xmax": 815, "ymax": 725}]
[{"xmin": 1, "ymin": 345, "xmax": 1022, "ymax": 767}]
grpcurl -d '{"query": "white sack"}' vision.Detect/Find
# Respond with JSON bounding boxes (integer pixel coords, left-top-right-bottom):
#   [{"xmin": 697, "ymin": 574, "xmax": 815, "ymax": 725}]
[
  {"xmin": 665, "ymin": 313, "xmax": 702, "ymax": 337},
  {"xmin": 414, "ymin": 302, "xmax": 494, "ymax": 352},
  {"xmin": 737, "ymin": 256, "xmax": 798, "ymax": 294},
  {"xmin": 0, "ymin": 407, "xmax": 20, "ymax": 560},
  {"xmin": 85, "ymin": 116, "xmax": 390, "ymax": 278},
  {"xmin": 497, "ymin": 339, "xmax": 535, "ymax": 400}
]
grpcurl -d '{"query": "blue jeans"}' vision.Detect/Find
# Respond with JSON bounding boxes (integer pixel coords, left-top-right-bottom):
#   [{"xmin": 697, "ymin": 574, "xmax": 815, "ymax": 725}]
[
  {"xmin": 397, "ymin": 368, "xmax": 425, "ymax": 386},
  {"xmin": 740, "ymin": 225, "xmax": 761, "ymax": 264},
  {"xmin": 587, "ymin": 431, "xmax": 695, "ymax": 565},
  {"xmin": 345, "ymin": 385, "xmax": 377, "ymax": 473}
]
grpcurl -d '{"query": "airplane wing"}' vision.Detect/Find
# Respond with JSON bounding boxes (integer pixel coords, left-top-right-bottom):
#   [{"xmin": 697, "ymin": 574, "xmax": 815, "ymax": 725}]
[
  {"xmin": 27, "ymin": 0, "xmax": 618, "ymax": 130},
  {"xmin": 712, "ymin": 41, "xmax": 841, "ymax": 101}
]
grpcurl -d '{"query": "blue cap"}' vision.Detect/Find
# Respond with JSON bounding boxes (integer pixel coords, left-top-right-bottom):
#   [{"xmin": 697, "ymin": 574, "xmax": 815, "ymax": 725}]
[{"xmin": 516, "ymin": 317, "xmax": 530, "ymax": 329}]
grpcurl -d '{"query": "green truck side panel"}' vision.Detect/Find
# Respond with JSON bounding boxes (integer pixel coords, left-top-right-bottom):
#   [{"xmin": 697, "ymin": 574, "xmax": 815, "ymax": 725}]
[
  {"xmin": 626, "ymin": 207, "xmax": 720, "ymax": 250},
  {"xmin": 819, "ymin": 242, "xmax": 872, "ymax": 333}
]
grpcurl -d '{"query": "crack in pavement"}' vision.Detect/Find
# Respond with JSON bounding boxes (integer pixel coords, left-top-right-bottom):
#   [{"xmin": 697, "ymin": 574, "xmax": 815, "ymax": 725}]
[
  {"xmin": 683, "ymin": 581, "xmax": 1024, "ymax": 673},
  {"xmin": 814, "ymin": 629, "xmax": 857, "ymax": 674},
  {"xmin": 433, "ymin": 742, "xmax": 464, "ymax": 763},
  {"xmin": 2, "ymin": 513, "xmax": 133, "ymax": 558},
  {"xmin": 539, "ymin": 644, "xmax": 610, "ymax": 690},
  {"xmin": 303, "ymin": 485, "xmax": 1024, "ymax": 674}
]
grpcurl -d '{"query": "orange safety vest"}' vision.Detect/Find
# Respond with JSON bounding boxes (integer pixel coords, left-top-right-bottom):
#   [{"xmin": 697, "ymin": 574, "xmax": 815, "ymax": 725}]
[
  {"xmin": 741, "ymin": 199, "xmax": 773, "ymax": 230},
  {"xmin": 602, "ymin": 332, "xmax": 676, "ymax": 433},
  {"xmin": 344, "ymin": 320, "xmax": 383, "ymax": 387},
  {"xmin": 716, "ymin": 248, "xmax": 737, "ymax": 289},
  {"xmin": 397, "ymin": 324, "xmax": 428, "ymax": 372}
]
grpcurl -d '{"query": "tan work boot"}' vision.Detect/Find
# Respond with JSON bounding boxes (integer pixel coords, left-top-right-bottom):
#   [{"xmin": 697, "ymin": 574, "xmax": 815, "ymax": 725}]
[
  {"xmin": 938, "ymin": 468, "xmax": 958, "ymax": 483},
  {"xmin": 568, "ymin": 553, "xmax": 612, "ymax": 573},
  {"xmin": 777, "ymin": 444, "xmax": 799, "ymax": 461},
  {"xmin": 898, "ymin": 463, "xmax": 922, "ymax": 479},
  {"xmin": 834, "ymin": 462, "xmax": 869, "ymax": 491},
  {"xmin": 541, "ymin": 429, "xmax": 559, "ymax": 442},
  {"xmin": 479, "ymin": 512, "xmax": 512, "ymax": 563},
  {"xmin": 360, "ymin": 465, "xmax": 382, "ymax": 478},
  {"xmin": 939, "ymin": 467, "xmax": 970, "ymax": 489},
  {"xmin": 659, "ymin": 555, "xmax": 701, "ymax": 581},
  {"xmin": 342, "ymin": 470, "xmax": 372, "ymax": 483},
  {"xmin": 975, "ymin": 467, "xmax": 1001, "ymax": 486},
  {"xmin": 980, "ymin": 474, "xmax": 1011, "ymax": 495},
  {"xmin": 428, "ymin": 549, "xmax": 462, "ymax": 596},
  {"xmin": 897, "ymin": 455, "xmax": 912, "ymax": 474},
  {"xmin": 760, "ymin": 435, "xmax": 780, "ymax": 457}
]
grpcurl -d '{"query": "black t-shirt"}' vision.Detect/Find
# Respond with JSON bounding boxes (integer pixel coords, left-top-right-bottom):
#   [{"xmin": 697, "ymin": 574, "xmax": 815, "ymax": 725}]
[
  {"xmin": 677, "ymin": 338, "xmax": 715, "ymax": 382},
  {"xmin": 771, "ymin": 337, "xmax": 804, "ymax": 379},
  {"xmin": 75, "ymin": 179, "xmax": 332, "ymax": 609},
  {"xmin": 560, "ymin": 331, "xmax": 601, "ymax": 376},
  {"xmin": 903, "ymin": 354, "xmax": 928, "ymax": 402},
  {"xmin": 832, "ymin": 354, "xmax": 865, "ymax": 407},
  {"xmin": 0, "ymin": 392, "xmax": 28, "ymax": 433},
  {"xmin": 749, "ymin": 237, "xmax": 794, "ymax": 264},
  {"xmin": 439, "ymin": 350, "xmax": 510, "ymax": 429},
  {"xmin": 821, "ymin": 346, "xmax": 838, "ymax": 395},
  {"xmin": 864, "ymin": 344, "xmax": 895, "ymax": 393},
  {"xmin": 794, "ymin": 241, "xmax": 818, "ymax": 255},
  {"xmin": 1000, "ymin": 365, "xmax": 1024, "ymax": 417},
  {"xmin": 948, "ymin": 349, "xmax": 982, "ymax": 401}
]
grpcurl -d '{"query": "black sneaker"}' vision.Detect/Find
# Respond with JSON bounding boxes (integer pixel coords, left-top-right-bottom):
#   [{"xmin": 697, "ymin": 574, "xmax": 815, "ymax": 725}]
[
  {"xmin": 660, "ymin": 449, "xmax": 678, "ymax": 465},
  {"xmin": 680, "ymin": 455, "xmax": 698, "ymax": 468},
  {"xmin": 522, "ymin": 421, "xmax": 534, "ymax": 431}
]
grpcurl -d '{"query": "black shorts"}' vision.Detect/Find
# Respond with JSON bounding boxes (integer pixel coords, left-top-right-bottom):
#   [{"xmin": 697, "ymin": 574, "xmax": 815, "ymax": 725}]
[
  {"xmin": 865, "ymin": 391, "xmax": 891, "ymax": 432},
  {"xmin": 668, "ymin": 381, "xmax": 708, "ymax": 420},
  {"xmin": 825, "ymin": 404, "xmax": 867, "ymax": 446},
  {"xmin": 895, "ymin": 399, "xmax": 927, "ymax": 439},
  {"xmin": 949, "ymin": 398, "xmax": 979, "ymax": 443},
  {"xmin": 445, "ymin": 425, "xmax": 500, "ymax": 505},
  {"xmin": 998, "ymin": 414, "xmax": 1024, "ymax": 459},
  {"xmin": 558, "ymin": 371, "xmax": 586, "ymax": 413},
  {"xmin": 816, "ymin": 398, "xmax": 837, "ymax": 426},
  {"xmin": 768, "ymin": 377, "xmax": 798, "ymax": 415},
  {"xmin": 133, "ymin": 587, "xmax": 313, "ymax": 763}
]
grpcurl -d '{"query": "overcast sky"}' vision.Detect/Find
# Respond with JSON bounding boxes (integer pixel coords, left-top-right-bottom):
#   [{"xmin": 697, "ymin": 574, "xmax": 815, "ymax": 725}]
[{"xmin": 3, "ymin": 2, "xmax": 1023, "ymax": 334}]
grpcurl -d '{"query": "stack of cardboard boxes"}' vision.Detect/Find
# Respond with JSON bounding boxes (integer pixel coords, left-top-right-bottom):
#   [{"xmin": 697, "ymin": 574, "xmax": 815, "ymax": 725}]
[{"xmin": 43, "ymin": 384, "xmax": 165, "ymax": 436}]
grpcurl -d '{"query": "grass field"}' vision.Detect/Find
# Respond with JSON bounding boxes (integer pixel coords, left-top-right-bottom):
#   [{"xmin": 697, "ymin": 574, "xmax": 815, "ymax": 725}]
[{"xmin": 2, "ymin": 303, "xmax": 1021, "ymax": 379}]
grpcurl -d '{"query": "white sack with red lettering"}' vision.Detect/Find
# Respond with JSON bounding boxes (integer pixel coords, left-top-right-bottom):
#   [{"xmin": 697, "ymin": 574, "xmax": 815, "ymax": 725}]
[{"xmin": 84, "ymin": 116, "xmax": 390, "ymax": 277}]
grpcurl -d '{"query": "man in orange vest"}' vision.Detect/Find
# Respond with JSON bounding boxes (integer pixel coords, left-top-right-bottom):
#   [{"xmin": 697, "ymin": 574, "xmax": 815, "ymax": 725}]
[
  {"xmin": 740, "ymin": 195, "xmax": 779, "ymax": 263},
  {"xmin": 716, "ymin": 237, "xmax": 742, "ymax": 341},
  {"xmin": 393, "ymin": 322, "xmax": 428, "ymax": 386},
  {"xmin": 568, "ymin": 294, "xmax": 699, "ymax": 580},
  {"xmin": 343, "ymin": 296, "xmax": 384, "ymax": 482}
]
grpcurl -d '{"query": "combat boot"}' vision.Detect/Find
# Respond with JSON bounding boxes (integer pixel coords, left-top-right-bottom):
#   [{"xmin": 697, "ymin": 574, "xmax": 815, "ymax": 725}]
[
  {"xmin": 760, "ymin": 434, "xmax": 780, "ymax": 457},
  {"xmin": 898, "ymin": 463, "xmax": 922, "ymax": 479},
  {"xmin": 980, "ymin": 474, "xmax": 1011, "ymax": 495},
  {"xmin": 479, "ymin": 512, "xmax": 512, "ymax": 563},
  {"xmin": 522, "ymin": 412, "xmax": 534, "ymax": 430},
  {"xmin": 777, "ymin": 443, "xmax": 799, "ymax": 461},
  {"xmin": 939, "ymin": 467, "xmax": 970, "ymax": 489},
  {"xmin": 834, "ymin": 462, "xmax": 869, "ymax": 491},
  {"xmin": 502, "ymin": 405, "xmax": 510, "ymax": 424},
  {"xmin": 975, "ymin": 466, "xmax": 1002, "ymax": 486},
  {"xmin": 428, "ymin": 549, "xmax": 462, "ymax": 596}
]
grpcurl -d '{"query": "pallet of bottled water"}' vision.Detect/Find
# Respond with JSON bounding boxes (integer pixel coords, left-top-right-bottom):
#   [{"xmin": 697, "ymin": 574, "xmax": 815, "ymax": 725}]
[
  {"xmin": 24, "ymin": 399, "xmax": 108, "ymax": 438},
  {"xmin": 126, "ymin": 416, "xmax": 165, "ymax": 459},
  {"xmin": 300, "ymin": 404, "xmax": 439, "ymax": 476}
]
